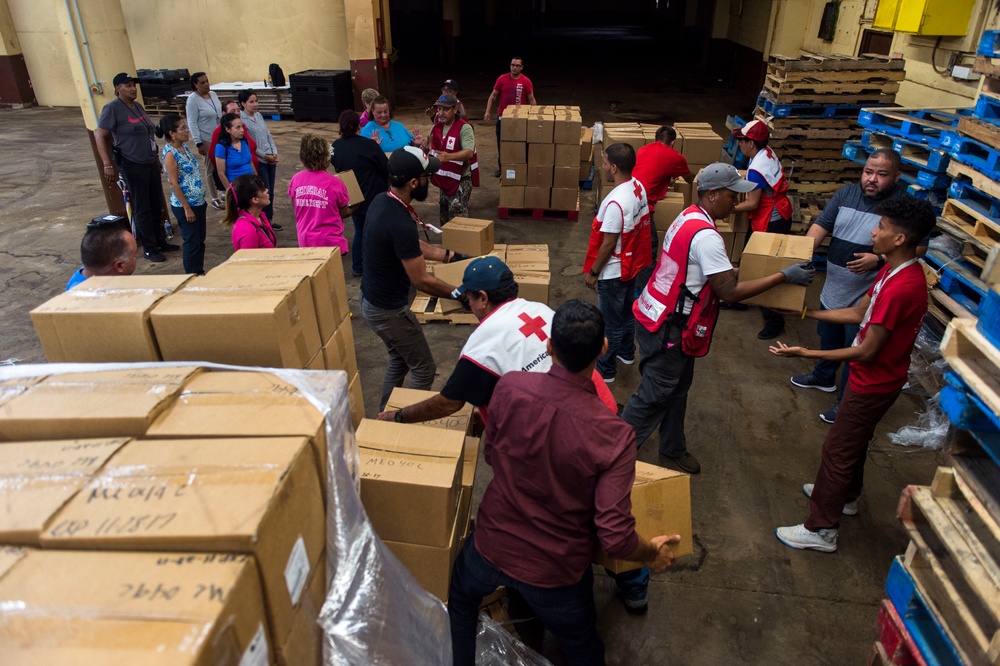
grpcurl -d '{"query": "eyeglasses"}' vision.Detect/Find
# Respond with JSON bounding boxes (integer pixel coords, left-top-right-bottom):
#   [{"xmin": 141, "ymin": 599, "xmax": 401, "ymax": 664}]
[{"xmin": 87, "ymin": 215, "xmax": 127, "ymax": 229}]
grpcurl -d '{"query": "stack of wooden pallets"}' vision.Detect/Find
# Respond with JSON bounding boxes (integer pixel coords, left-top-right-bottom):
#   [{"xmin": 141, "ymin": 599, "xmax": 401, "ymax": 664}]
[
  {"xmin": 875, "ymin": 298, "xmax": 1000, "ymax": 665},
  {"xmin": 753, "ymin": 53, "xmax": 905, "ymax": 217}
]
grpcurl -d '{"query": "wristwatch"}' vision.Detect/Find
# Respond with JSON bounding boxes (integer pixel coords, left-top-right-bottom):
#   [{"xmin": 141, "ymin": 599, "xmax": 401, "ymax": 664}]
[
  {"xmin": 589, "ymin": 268, "xmax": 599, "ymax": 278},
  {"xmin": 393, "ymin": 409, "xmax": 404, "ymax": 423}
]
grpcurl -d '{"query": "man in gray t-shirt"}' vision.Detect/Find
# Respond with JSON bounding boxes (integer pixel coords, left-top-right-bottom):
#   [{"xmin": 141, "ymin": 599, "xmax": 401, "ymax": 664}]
[{"xmin": 790, "ymin": 149, "xmax": 925, "ymax": 423}]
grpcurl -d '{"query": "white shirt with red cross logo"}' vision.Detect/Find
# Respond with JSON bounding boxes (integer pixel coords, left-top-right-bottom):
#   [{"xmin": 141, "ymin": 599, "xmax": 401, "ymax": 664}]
[
  {"xmin": 459, "ymin": 298, "xmax": 554, "ymax": 376},
  {"xmin": 597, "ymin": 178, "xmax": 650, "ymax": 280}
]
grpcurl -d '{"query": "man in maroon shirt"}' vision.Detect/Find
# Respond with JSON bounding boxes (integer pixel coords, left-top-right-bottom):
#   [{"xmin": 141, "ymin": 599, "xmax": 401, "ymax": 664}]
[
  {"xmin": 769, "ymin": 196, "xmax": 935, "ymax": 552},
  {"xmin": 448, "ymin": 299, "xmax": 681, "ymax": 666}
]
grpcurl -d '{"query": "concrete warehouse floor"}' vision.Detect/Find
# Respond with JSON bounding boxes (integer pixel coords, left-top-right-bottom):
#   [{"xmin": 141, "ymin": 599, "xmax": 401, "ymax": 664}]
[{"xmin": 0, "ymin": 53, "xmax": 946, "ymax": 665}]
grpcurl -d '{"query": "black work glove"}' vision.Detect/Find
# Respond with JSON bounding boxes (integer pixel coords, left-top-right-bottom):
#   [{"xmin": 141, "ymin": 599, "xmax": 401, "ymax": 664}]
[{"xmin": 449, "ymin": 251, "xmax": 473, "ymax": 263}]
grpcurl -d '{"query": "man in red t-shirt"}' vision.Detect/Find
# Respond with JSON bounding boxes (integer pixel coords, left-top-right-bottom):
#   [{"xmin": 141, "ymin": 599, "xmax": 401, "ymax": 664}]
[
  {"xmin": 484, "ymin": 57, "xmax": 537, "ymax": 176},
  {"xmin": 633, "ymin": 125, "xmax": 691, "ymax": 287},
  {"xmin": 769, "ymin": 195, "xmax": 935, "ymax": 553}
]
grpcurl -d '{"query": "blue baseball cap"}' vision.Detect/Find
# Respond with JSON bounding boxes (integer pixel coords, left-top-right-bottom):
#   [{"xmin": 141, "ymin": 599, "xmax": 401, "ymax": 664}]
[{"xmin": 452, "ymin": 257, "xmax": 516, "ymax": 296}]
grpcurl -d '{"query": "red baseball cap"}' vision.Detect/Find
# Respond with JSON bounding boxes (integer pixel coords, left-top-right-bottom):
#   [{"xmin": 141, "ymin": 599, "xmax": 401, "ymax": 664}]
[{"xmin": 732, "ymin": 119, "xmax": 770, "ymax": 141}]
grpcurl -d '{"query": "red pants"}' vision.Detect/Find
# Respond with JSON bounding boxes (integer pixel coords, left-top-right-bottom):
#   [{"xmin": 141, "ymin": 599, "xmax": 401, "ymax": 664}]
[{"xmin": 805, "ymin": 385, "xmax": 901, "ymax": 531}]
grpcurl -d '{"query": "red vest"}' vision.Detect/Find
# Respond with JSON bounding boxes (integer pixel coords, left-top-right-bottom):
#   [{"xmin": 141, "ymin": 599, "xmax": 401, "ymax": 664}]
[
  {"xmin": 431, "ymin": 119, "xmax": 480, "ymax": 196},
  {"xmin": 633, "ymin": 205, "xmax": 722, "ymax": 357},
  {"xmin": 583, "ymin": 179, "xmax": 652, "ymax": 281},
  {"xmin": 747, "ymin": 147, "xmax": 793, "ymax": 232}
]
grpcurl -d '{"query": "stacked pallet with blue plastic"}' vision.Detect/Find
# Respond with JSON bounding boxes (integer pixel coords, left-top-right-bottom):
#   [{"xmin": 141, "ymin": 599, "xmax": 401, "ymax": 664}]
[
  {"xmin": 752, "ymin": 52, "xmax": 904, "ymax": 213},
  {"xmin": 847, "ymin": 107, "xmax": 968, "ymax": 212},
  {"xmin": 878, "ymin": 293, "xmax": 1000, "ymax": 666}
]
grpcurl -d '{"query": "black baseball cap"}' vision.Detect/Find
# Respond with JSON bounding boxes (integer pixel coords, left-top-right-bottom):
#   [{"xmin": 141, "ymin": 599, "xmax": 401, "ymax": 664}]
[
  {"xmin": 113, "ymin": 73, "xmax": 136, "ymax": 87},
  {"xmin": 442, "ymin": 79, "xmax": 459, "ymax": 91},
  {"xmin": 388, "ymin": 146, "xmax": 440, "ymax": 181}
]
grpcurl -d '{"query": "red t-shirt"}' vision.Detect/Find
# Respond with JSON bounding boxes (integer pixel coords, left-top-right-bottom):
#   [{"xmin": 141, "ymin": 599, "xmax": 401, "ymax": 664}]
[
  {"xmin": 633, "ymin": 142, "xmax": 689, "ymax": 206},
  {"xmin": 494, "ymin": 74, "xmax": 533, "ymax": 116},
  {"xmin": 848, "ymin": 262, "xmax": 927, "ymax": 395}
]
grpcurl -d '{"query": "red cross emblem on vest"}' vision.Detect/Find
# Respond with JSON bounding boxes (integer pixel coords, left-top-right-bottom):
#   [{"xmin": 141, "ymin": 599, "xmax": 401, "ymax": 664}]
[
  {"xmin": 633, "ymin": 179, "xmax": 643, "ymax": 199},
  {"xmin": 518, "ymin": 313, "xmax": 548, "ymax": 341}
]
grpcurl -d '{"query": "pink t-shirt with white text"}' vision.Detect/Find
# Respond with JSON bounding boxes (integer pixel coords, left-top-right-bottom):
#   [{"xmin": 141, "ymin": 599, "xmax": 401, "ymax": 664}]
[{"xmin": 288, "ymin": 169, "xmax": 351, "ymax": 252}]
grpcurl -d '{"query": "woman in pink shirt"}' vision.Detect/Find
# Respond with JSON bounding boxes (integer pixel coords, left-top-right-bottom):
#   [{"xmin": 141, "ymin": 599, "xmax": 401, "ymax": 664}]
[
  {"xmin": 221, "ymin": 174, "xmax": 276, "ymax": 250},
  {"xmin": 288, "ymin": 133, "xmax": 356, "ymax": 252}
]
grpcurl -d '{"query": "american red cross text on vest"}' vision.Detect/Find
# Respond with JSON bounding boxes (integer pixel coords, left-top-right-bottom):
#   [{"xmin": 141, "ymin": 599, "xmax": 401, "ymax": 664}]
[{"xmin": 518, "ymin": 313, "xmax": 548, "ymax": 341}]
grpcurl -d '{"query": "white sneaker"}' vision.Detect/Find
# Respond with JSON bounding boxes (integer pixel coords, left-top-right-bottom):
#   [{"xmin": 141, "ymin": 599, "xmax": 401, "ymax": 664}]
[
  {"xmin": 616, "ymin": 355, "xmax": 635, "ymax": 365},
  {"xmin": 802, "ymin": 483, "xmax": 858, "ymax": 516},
  {"xmin": 775, "ymin": 524, "xmax": 838, "ymax": 552}
]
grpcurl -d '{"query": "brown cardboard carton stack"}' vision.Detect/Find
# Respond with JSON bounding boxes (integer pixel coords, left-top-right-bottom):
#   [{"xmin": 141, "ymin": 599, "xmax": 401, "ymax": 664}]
[
  {"xmin": 356, "ymin": 389, "xmax": 477, "ymax": 601},
  {"xmin": 505, "ymin": 243, "xmax": 551, "ymax": 304},
  {"xmin": 500, "ymin": 105, "xmax": 582, "ymax": 211},
  {"xmin": 0, "ymin": 366, "xmax": 350, "ymax": 664}
]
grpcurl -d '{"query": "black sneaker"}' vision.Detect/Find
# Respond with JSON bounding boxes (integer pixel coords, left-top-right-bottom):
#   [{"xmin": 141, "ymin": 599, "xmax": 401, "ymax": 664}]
[
  {"xmin": 757, "ymin": 322, "xmax": 784, "ymax": 340},
  {"xmin": 663, "ymin": 452, "xmax": 700, "ymax": 474},
  {"xmin": 271, "ymin": 222, "xmax": 283, "ymax": 231},
  {"xmin": 819, "ymin": 405, "xmax": 838, "ymax": 424},
  {"xmin": 159, "ymin": 243, "xmax": 181, "ymax": 252},
  {"xmin": 790, "ymin": 374, "xmax": 837, "ymax": 392},
  {"xmin": 144, "ymin": 250, "xmax": 166, "ymax": 263}
]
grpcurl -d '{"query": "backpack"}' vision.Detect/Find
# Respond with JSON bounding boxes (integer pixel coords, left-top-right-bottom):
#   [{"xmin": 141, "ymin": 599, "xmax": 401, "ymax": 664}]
[{"xmin": 269, "ymin": 63, "xmax": 285, "ymax": 87}]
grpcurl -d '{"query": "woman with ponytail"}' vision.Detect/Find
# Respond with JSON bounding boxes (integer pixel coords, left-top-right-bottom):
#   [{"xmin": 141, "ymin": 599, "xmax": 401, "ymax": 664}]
[
  {"xmin": 156, "ymin": 113, "xmax": 207, "ymax": 274},
  {"xmin": 221, "ymin": 174, "xmax": 275, "ymax": 250}
]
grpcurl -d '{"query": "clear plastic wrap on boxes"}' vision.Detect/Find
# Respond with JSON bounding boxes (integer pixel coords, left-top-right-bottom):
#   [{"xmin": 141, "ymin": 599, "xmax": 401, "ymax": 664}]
[
  {"xmin": 0, "ymin": 362, "xmax": 452, "ymax": 665},
  {"xmin": 476, "ymin": 614, "xmax": 553, "ymax": 666}
]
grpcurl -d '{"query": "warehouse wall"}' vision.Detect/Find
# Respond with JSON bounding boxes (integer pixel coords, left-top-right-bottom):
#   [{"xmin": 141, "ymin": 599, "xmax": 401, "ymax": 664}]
[
  {"xmin": 7, "ymin": 0, "xmax": 75, "ymax": 106},
  {"xmin": 767, "ymin": 0, "xmax": 1000, "ymax": 108}
]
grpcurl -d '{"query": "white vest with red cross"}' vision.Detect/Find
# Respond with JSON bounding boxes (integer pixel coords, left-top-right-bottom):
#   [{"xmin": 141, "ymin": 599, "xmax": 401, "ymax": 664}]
[
  {"xmin": 430, "ymin": 118, "xmax": 480, "ymax": 196},
  {"xmin": 459, "ymin": 298, "xmax": 553, "ymax": 376},
  {"xmin": 747, "ymin": 146, "xmax": 793, "ymax": 232},
  {"xmin": 583, "ymin": 178, "xmax": 653, "ymax": 281},
  {"xmin": 633, "ymin": 205, "xmax": 723, "ymax": 357}
]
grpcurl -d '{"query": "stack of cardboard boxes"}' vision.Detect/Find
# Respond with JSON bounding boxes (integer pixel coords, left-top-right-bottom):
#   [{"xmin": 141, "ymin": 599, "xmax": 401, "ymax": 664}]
[
  {"xmin": 499, "ymin": 105, "xmax": 583, "ymax": 211},
  {"xmin": 31, "ymin": 248, "xmax": 364, "ymax": 429},
  {"xmin": 356, "ymin": 387, "xmax": 480, "ymax": 601},
  {"xmin": 0, "ymin": 365, "xmax": 346, "ymax": 664}
]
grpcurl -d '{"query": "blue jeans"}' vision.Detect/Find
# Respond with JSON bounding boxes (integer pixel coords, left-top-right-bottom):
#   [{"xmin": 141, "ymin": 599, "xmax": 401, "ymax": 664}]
[
  {"xmin": 813, "ymin": 316, "xmax": 860, "ymax": 403},
  {"xmin": 606, "ymin": 565, "xmax": 650, "ymax": 601},
  {"xmin": 360, "ymin": 295, "xmax": 436, "ymax": 410},
  {"xmin": 349, "ymin": 210, "xmax": 367, "ymax": 275},
  {"xmin": 170, "ymin": 204, "xmax": 207, "ymax": 275},
  {"xmin": 257, "ymin": 161, "xmax": 277, "ymax": 222},
  {"xmin": 596, "ymin": 277, "xmax": 637, "ymax": 377},
  {"xmin": 448, "ymin": 535, "xmax": 605, "ymax": 666}
]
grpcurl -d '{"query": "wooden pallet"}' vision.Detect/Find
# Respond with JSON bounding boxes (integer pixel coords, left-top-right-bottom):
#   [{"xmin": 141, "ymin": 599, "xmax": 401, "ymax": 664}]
[
  {"xmin": 769, "ymin": 127, "xmax": 860, "ymax": 140},
  {"xmin": 764, "ymin": 77, "xmax": 901, "ymax": 96},
  {"xmin": 941, "ymin": 318, "xmax": 1000, "ymax": 419},
  {"xmin": 767, "ymin": 67, "xmax": 906, "ymax": 84},
  {"xmin": 948, "ymin": 160, "xmax": 1000, "ymax": 201},
  {"xmin": 941, "ymin": 199, "xmax": 1000, "ymax": 250},
  {"xmin": 949, "ymin": 432, "xmax": 1000, "ymax": 534},
  {"xmin": 898, "ymin": 471, "xmax": 1000, "ymax": 665},
  {"xmin": 498, "ymin": 205, "xmax": 580, "ymax": 221},
  {"xmin": 975, "ymin": 55, "xmax": 1000, "ymax": 78},
  {"xmin": 410, "ymin": 296, "xmax": 478, "ymax": 325},
  {"xmin": 764, "ymin": 91, "xmax": 896, "ymax": 106},
  {"xmin": 958, "ymin": 116, "xmax": 1000, "ymax": 154},
  {"xmin": 768, "ymin": 52, "xmax": 906, "ymax": 72},
  {"xmin": 787, "ymin": 181, "xmax": 846, "ymax": 194}
]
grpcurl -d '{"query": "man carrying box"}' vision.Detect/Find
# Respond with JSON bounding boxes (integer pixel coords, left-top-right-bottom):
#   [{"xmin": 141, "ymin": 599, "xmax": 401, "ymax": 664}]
[
  {"xmin": 448, "ymin": 300, "xmax": 681, "ymax": 666},
  {"xmin": 376, "ymin": 257, "xmax": 616, "ymax": 424},
  {"xmin": 583, "ymin": 143, "xmax": 653, "ymax": 384},
  {"xmin": 426, "ymin": 93, "xmax": 479, "ymax": 223},
  {"xmin": 361, "ymin": 147, "xmax": 471, "ymax": 410},
  {"xmin": 623, "ymin": 163, "xmax": 814, "ymax": 475},
  {"xmin": 771, "ymin": 196, "xmax": 935, "ymax": 553},
  {"xmin": 484, "ymin": 56, "xmax": 537, "ymax": 177}
]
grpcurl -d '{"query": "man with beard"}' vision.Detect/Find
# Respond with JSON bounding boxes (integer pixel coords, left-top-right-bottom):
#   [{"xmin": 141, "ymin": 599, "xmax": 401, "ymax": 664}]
[
  {"xmin": 789, "ymin": 148, "xmax": 925, "ymax": 424},
  {"xmin": 361, "ymin": 146, "xmax": 467, "ymax": 410}
]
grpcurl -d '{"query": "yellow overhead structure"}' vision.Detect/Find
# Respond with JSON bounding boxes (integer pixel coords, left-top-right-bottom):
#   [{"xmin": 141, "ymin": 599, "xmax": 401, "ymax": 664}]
[{"xmin": 873, "ymin": 0, "xmax": 976, "ymax": 36}]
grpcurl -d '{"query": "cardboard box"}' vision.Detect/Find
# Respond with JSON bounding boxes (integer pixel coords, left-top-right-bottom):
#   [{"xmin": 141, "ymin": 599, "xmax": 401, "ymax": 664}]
[
  {"xmin": 334, "ymin": 169, "xmax": 365, "ymax": 208},
  {"xmin": 499, "ymin": 186, "xmax": 525, "ymax": 208},
  {"xmin": 41, "ymin": 436, "xmax": 325, "ymax": 648},
  {"xmin": 31, "ymin": 274, "xmax": 192, "ymax": 363},
  {"xmin": 673, "ymin": 177, "xmax": 693, "ymax": 207},
  {"xmin": 527, "ymin": 164, "xmax": 554, "ymax": 188},
  {"xmin": 490, "ymin": 244, "xmax": 507, "ymax": 261},
  {"xmin": 550, "ymin": 188, "xmax": 578, "ymax": 212},
  {"xmin": 513, "ymin": 271, "xmax": 550, "ymax": 304},
  {"xmin": 737, "ymin": 232, "xmax": 813, "ymax": 309},
  {"xmin": 731, "ymin": 232, "xmax": 747, "ymax": 264},
  {"xmin": 677, "ymin": 126, "xmax": 723, "ymax": 165},
  {"xmin": 322, "ymin": 315, "xmax": 358, "ymax": 378},
  {"xmin": 580, "ymin": 127, "xmax": 594, "ymax": 161},
  {"xmin": 348, "ymin": 372, "xmax": 364, "ymax": 429},
  {"xmin": 145, "ymin": 371, "xmax": 330, "ymax": 493},
  {"xmin": 500, "ymin": 115, "xmax": 527, "ymax": 142},
  {"xmin": 595, "ymin": 461, "xmax": 692, "ymax": 573},
  {"xmin": 0, "ymin": 549, "xmax": 271, "ymax": 666},
  {"xmin": 732, "ymin": 211, "xmax": 750, "ymax": 234},
  {"xmin": 276, "ymin": 552, "xmax": 326, "ymax": 666},
  {"xmin": 383, "ymin": 489, "xmax": 466, "ymax": 602},
  {"xmin": 528, "ymin": 143, "xmax": 555, "ymax": 167},
  {"xmin": 553, "ymin": 165, "xmax": 579, "ymax": 189},
  {"xmin": 386, "ymin": 387, "xmax": 472, "ymax": 433},
  {"xmin": 222, "ymin": 247, "xmax": 349, "ymax": 336},
  {"xmin": 150, "ymin": 274, "xmax": 322, "ymax": 370},
  {"xmin": 715, "ymin": 220, "xmax": 735, "ymax": 258},
  {"xmin": 0, "ymin": 438, "xmax": 130, "ymax": 545},
  {"xmin": 460, "ymin": 436, "xmax": 480, "ymax": 521},
  {"xmin": 525, "ymin": 117, "xmax": 554, "ymax": 144},
  {"xmin": 356, "ymin": 419, "xmax": 464, "ymax": 547},
  {"xmin": 500, "ymin": 141, "xmax": 526, "ymax": 164},
  {"xmin": 653, "ymin": 192, "xmax": 687, "ymax": 231},
  {"xmin": 501, "ymin": 164, "xmax": 527, "ymax": 187},
  {"xmin": 0, "ymin": 367, "xmax": 201, "ymax": 441},
  {"xmin": 0, "ymin": 377, "xmax": 42, "ymax": 411},
  {"xmin": 523, "ymin": 187, "xmax": 551, "ymax": 209},
  {"xmin": 429, "ymin": 257, "xmax": 477, "ymax": 295},
  {"xmin": 506, "ymin": 244, "xmax": 550, "ymax": 272},
  {"xmin": 554, "ymin": 143, "xmax": 580, "ymax": 167},
  {"xmin": 579, "ymin": 160, "xmax": 593, "ymax": 179},
  {"xmin": 442, "ymin": 217, "xmax": 495, "ymax": 256},
  {"xmin": 553, "ymin": 116, "xmax": 582, "ymax": 145}
]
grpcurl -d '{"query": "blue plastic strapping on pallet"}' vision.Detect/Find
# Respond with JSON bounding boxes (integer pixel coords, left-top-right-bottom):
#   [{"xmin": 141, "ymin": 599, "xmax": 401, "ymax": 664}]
[
  {"xmin": 978, "ymin": 287, "xmax": 1000, "ymax": 349},
  {"xmin": 891, "ymin": 137, "xmax": 951, "ymax": 173},
  {"xmin": 948, "ymin": 132, "xmax": 1000, "ymax": 179},
  {"xmin": 885, "ymin": 556, "xmax": 965, "ymax": 666},
  {"xmin": 978, "ymin": 30, "xmax": 1000, "ymax": 57},
  {"xmin": 940, "ymin": 372, "xmax": 1000, "ymax": 463}
]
